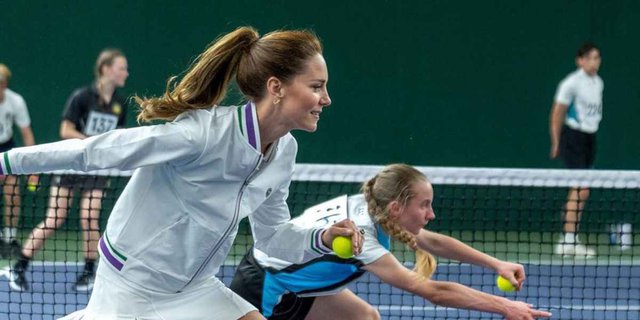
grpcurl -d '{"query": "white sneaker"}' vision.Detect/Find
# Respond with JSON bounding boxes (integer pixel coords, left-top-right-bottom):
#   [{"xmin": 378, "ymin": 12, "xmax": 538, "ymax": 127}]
[
  {"xmin": 8, "ymin": 269, "xmax": 28, "ymax": 292},
  {"xmin": 73, "ymin": 270, "xmax": 95, "ymax": 292},
  {"xmin": 555, "ymin": 243, "xmax": 596, "ymax": 258}
]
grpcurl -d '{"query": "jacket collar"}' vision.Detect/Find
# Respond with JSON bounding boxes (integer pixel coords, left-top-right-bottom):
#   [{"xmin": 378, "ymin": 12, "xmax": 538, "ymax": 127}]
[{"xmin": 237, "ymin": 101, "xmax": 262, "ymax": 152}]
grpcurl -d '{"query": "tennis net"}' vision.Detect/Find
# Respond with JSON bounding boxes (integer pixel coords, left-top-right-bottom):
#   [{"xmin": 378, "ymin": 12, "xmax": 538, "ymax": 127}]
[{"xmin": 1, "ymin": 164, "xmax": 638, "ymax": 319}]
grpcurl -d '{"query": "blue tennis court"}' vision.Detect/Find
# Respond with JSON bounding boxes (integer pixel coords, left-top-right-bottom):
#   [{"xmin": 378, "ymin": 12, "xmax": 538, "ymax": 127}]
[{"xmin": 2, "ymin": 262, "xmax": 638, "ymax": 319}]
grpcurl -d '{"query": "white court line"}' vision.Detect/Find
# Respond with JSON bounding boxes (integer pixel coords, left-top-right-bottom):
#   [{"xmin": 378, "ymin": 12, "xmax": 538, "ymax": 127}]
[
  {"xmin": 402, "ymin": 260, "xmax": 640, "ymax": 267},
  {"xmin": 10, "ymin": 260, "xmax": 640, "ymax": 271},
  {"xmin": 376, "ymin": 305, "xmax": 640, "ymax": 312},
  {"xmin": 22, "ymin": 258, "xmax": 640, "ymax": 267},
  {"xmin": 505, "ymin": 258, "xmax": 640, "ymax": 266},
  {"xmin": 27, "ymin": 261, "xmax": 84, "ymax": 267},
  {"xmin": 543, "ymin": 305, "xmax": 640, "ymax": 311},
  {"xmin": 0, "ymin": 263, "xmax": 83, "ymax": 279}
]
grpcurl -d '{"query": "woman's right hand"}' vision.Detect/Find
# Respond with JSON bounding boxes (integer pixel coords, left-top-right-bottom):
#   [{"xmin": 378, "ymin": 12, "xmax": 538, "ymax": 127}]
[{"xmin": 321, "ymin": 219, "xmax": 364, "ymax": 256}]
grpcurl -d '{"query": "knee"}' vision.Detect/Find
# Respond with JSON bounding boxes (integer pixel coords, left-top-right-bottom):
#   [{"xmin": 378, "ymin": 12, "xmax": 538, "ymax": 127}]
[
  {"xmin": 81, "ymin": 212, "xmax": 101, "ymax": 230},
  {"xmin": 80, "ymin": 218, "xmax": 99, "ymax": 230},
  {"xmin": 53, "ymin": 216, "xmax": 68, "ymax": 229},
  {"xmin": 45, "ymin": 209, "xmax": 69, "ymax": 228},
  {"xmin": 238, "ymin": 310, "xmax": 264, "ymax": 320}
]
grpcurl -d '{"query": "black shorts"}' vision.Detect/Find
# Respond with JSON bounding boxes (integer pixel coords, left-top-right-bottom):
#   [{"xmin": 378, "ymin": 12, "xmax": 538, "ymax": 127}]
[
  {"xmin": 230, "ymin": 249, "xmax": 316, "ymax": 320},
  {"xmin": 559, "ymin": 126, "xmax": 596, "ymax": 169},
  {"xmin": 0, "ymin": 139, "xmax": 16, "ymax": 153},
  {"xmin": 52, "ymin": 174, "xmax": 109, "ymax": 191}
]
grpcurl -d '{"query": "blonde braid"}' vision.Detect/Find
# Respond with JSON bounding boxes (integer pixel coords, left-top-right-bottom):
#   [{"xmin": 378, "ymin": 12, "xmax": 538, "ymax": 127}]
[
  {"xmin": 415, "ymin": 248, "xmax": 437, "ymax": 279},
  {"xmin": 377, "ymin": 215, "xmax": 417, "ymax": 250},
  {"xmin": 378, "ymin": 215, "xmax": 436, "ymax": 278}
]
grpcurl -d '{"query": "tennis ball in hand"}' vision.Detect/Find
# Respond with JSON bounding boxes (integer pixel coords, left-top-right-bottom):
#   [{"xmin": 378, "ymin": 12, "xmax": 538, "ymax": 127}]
[
  {"xmin": 496, "ymin": 275, "xmax": 516, "ymax": 292},
  {"xmin": 27, "ymin": 182, "xmax": 37, "ymax": 192},
  {"xmin": 332, "ymin": 236, "xmax": 353, "ymax": 259}
]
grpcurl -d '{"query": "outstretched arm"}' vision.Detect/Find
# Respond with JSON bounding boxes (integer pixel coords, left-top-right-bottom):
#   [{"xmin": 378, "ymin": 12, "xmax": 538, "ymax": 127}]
[
  {"xmin": 416, "ymin": 230, "xmax": 525, "ymax": 289},
  {"xmin": 1, "ymin": 115, "xmax": 204, "ymax": 175},
  {"xmin": 364, "ymin": 254, "xmax": 552, "ymax": 320}
]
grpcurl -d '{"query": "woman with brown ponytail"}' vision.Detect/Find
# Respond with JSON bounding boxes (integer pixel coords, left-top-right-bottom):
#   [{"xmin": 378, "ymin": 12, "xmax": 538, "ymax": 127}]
[
  {"xmin": 0, "ymin": 26, "xmax": 362, "ymax": 320},
  {"xmin": 231, "ymin": 164, "xmax": 552, "ymax": 320}
]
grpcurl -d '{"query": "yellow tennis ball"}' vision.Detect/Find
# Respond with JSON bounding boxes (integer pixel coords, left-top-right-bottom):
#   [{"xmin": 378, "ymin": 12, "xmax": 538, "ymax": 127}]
[
  {"xmin": 496, "ymin": 275, "xmax": 516, "ymax": 292},
  {"xmin": 332, "ymin": 236, "xmax": 353, "ymax": 259},
  {"xmin": 27, "ymin": 183, "xmax": 37, "ymax": 192}
]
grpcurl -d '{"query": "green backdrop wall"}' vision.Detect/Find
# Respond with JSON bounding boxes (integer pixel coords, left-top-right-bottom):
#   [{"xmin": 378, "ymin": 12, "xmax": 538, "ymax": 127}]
[{"xmin": 2, "ymin": 0, "xmax": 639, "ymax": 169}]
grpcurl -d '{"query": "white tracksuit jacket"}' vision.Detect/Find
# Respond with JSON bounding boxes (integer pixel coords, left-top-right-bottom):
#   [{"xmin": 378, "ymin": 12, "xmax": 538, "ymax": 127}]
[{"xmin": 0, "ymin": 102, "xmax": 331, "ymax": 293}]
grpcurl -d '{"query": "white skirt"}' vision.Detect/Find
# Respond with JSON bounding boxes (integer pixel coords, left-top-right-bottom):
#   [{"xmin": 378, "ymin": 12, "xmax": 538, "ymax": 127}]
[{"xmin": 59, "ymin": 263, "xmax": 256, "ymax": 320}]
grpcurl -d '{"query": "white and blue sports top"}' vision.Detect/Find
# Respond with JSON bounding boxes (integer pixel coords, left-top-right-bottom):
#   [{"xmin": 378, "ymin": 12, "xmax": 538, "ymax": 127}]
[
  {"xmin": 554, "ymin": 68, "xmax": 604, "ymax": 133},
  {"xmin": 253, "ymin": 194, "xmax": 391, "ymax": 300}
]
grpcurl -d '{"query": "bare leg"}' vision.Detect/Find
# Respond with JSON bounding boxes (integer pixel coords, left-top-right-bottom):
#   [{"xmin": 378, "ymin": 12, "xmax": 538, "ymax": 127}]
[
  {"xmin": 305, "ymin": 289, "xmax": 380, "ymax": 320},
  {"xmin": 22, "ymin": 186, "xmax": 73, "ymax": 258},
  {"xmin": 563, "ymin": 187, "xmax": 590, "ymax": 234},
  {"xmin": 557, "ymin": 187, "xmax": 594, "ymax": 256},
  {"xmin": 2, "ymin": 175, "xmax": 21, "ymax": 230},
  {"xmin": 79, "ymin": 189, "xmax": 103, "ymax": 260}
]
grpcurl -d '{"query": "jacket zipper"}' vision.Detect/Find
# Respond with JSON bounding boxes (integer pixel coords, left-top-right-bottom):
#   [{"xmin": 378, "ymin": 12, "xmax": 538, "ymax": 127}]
[{"xmin": 179, "ymin": 155, "xmax": 263, "ymax": 292}]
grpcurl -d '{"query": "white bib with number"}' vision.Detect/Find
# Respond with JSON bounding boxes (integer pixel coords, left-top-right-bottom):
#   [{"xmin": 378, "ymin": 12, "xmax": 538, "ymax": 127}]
[{"xmin": 84, "ymin": 111, "xmax": 118, "ymax": 136}]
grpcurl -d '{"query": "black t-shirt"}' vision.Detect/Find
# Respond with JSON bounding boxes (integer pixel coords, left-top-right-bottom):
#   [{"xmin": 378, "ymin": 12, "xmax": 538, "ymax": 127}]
[{"xmin": 62, "ymin": 85, "xmax": 127, "ymax": 136}]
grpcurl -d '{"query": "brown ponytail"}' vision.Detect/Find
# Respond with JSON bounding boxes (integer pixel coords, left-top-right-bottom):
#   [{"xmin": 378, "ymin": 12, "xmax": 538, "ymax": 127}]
[
  {"xmin": 136, "ymin": 26, "xmax": 322, "ymax": 123},
  {"xmin": 136, "ymin": 27, "xmax": 258, "ymax": 122}
]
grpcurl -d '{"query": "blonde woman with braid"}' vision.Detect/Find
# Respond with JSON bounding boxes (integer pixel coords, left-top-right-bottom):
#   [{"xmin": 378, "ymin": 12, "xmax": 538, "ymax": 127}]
[
  {"xmin": 231, "ymin": 164, "xmax": 552, "ymax": 320},
  {"xmin": 0, "ymin": 26, "xmax": 362, "ymax": 320}
]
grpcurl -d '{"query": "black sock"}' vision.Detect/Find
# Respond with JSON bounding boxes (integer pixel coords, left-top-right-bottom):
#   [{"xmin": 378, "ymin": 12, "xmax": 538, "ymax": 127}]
[
  {"xmin": 84, "ymin": 259, "xmax": 96, "ymax": 274},
  {"xmin": 13, "ymin": 253, "xmax": 31, "ymax": 272}
]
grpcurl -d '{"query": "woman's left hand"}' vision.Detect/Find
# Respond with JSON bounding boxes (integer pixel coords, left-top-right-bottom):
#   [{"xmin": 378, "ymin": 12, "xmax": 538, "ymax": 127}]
[{"xmin": 496, "ymin": 261, "xmax": 526, "ymax": 290}]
